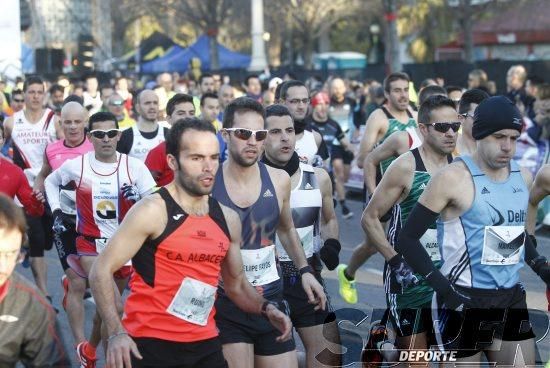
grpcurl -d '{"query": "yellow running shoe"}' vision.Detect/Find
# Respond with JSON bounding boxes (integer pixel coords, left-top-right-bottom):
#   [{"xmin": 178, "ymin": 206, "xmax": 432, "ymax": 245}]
[{"xmin": 337, "ymin": 264, "xmax": 358, "ymax": 304}]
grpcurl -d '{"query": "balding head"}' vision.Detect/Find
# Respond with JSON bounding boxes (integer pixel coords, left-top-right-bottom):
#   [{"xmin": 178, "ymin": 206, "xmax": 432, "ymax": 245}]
[
  {"xmin": 137, "ymin": 89, "xmax": 159, "ymax": 122},
  {"xmin": 60, "ymin": 101, "xmax": 88, "ymax": 145},
  {"xmin": 330, "ymin": 78, "xmax": 346, "ymax": 101}
]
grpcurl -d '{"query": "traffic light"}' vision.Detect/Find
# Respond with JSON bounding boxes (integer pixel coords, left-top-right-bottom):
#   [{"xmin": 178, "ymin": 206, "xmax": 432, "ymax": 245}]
[{"xmin": 76, "ymin": 34, "xmax": 94, "ymax": 74}]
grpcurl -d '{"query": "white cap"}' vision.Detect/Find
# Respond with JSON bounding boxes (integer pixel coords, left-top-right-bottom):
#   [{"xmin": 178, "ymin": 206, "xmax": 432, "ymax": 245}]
[{"xmin": 268, "ymin": 77, "xmax": 283, "ymax": 90}]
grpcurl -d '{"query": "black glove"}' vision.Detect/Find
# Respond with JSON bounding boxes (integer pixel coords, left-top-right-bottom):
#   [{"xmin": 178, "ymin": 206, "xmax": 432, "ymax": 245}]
[
  {"xmin": 388, "ymin": 254, "xmax": 419, "ymax": 290},
  {"xmin": 52, "ymin": 209, "xmax": 69, "ymax": 234},
  {"xmin": 530, "ymin": 255, "xmax": 550, "ymax": 285},
  {"xmin": 320, "ymin": 238, "xmax": 341, "ymax": 270},
  {"xmin": 121, "ymin": 183, "xmax": 140, "ymax": 203},
  {"xmin": 426, "ymin": 271, "xmax": 471, "ymax": 311}
]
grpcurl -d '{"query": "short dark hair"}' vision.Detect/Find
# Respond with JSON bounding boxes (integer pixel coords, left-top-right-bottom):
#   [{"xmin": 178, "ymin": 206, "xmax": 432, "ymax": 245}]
[
  {"xmin": 527, "ymin": 75, "xmax": 545, "ymax": 87},
  {"xmin": 265, "ymin": 104, "xmax": 292, "ymax": 120},
  {"xmin": 63, "ymin": 94, "xmax": 84, "ymax": 106},
  {"xmin": 277, "ymin": 80, "xmax": 307, "ymax": 102},
  {"xmin": 0, "ymin": 194, "xmax": 27, "ymax": 245},
  {"xmin": 418, "ymin": 95, "xmax": 457, "ymax": 125},
  {"xmin": 167, "ymin": 93, "xmax": 194, "ymax": 116},
  {"xmin": 23, "ymin": 75, "xmax": 44, "ymax": 92},
  {"xmin": 199, "ymin": 73, "xmax": 213, "ymax": 85},
  {"xmin": 223, "ymin": 97, "xmax": 265, "ymax": 129},
  {"xmin": 11, "ymin": 89, "xmax": 23, "ymax": 97},
  {"xmin": 88, "ymin": 111, "xmax": 118, "ymax": 131},
  {"xmin": 100, "ymin": 84, "xmax": 113, "ymax": 92},
  {"xmin": 200, "ymin": 92, "xmax": 219, "ymax": 107},
  {"xmin": 166, "ymin": 117, "xmax": 216, "ymax": 158},
  {"xmin": 458, "ymin": 88, "xmax": 490, "ymax": 114},
  {"xmin": 383, "ymin": 72, "xmax": 410, "ymax": 93},
  {"xmin": 49, "ymin": 84, "xmax": 65, "ymax": 95},
  {"xmin": 83, "ymin": 73, "xmax": 97, "ymax": 81},
  {"xmin": 245, "ymin": 75, "xmax": 260, "ymax": 86},
  {"xmin": 418, "ymin": 85, "xmax": 447, "ymax": 106},
  {"xmin": 445, "ymin": 85, "xmax": 463, "ymax": 95}
]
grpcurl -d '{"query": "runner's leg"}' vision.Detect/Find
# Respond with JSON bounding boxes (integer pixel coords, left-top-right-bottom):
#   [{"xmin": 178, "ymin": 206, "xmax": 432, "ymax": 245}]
[
  {"xmin": 222, "ymin": 343, "xmax": 254, "ymax": 368},
  {"xmin": 255, "ymin": 351, "xmax": 298, "ymax": 368},
  {"xmin": 296, "ymin": 321, "xmax": 341, "ymax": 368}
]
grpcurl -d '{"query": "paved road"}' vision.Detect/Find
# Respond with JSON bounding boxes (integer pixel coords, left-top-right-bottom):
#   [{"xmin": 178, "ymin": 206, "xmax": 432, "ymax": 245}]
[{"xmin": 15, "ymin": 197, "xmax": 550, "ymax": 367}]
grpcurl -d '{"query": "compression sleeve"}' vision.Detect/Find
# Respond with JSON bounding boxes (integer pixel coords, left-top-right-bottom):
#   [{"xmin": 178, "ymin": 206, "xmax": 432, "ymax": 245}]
[
  {"xmin": 44, "ymin": 158, "xmax": 79, "ymax": 212},
  {"xmin": 396, "ymin": 202, "xmax": 441, "ymax": 277}
]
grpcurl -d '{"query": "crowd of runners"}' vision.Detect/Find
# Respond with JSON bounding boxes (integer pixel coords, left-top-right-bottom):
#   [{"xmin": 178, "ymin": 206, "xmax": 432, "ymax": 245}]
[{"xmin": 0, "ymin": 64, "xmax": 550, "ymax": 367}]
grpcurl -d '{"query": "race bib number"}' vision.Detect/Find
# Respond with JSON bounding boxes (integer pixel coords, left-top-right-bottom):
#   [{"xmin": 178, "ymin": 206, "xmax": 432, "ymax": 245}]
[
  {"xmin": 166, "ymin": 277, "xmax": 217, "ymax": 326},
  {"xmin": 276, "ymin": 227, "xmax": 315, "ymax": 262},
  {"xmin": 95, "ymin": 238, "xmax": 131, "ymax": 266},
  {"xmin": 419, "ymin": 229, "xmax": 440, "ymax": 262},
  {"xmin": 241, "ymin": 245, "xmax": 280, "ymax": 286},
  {"xmin": 481, "ymin": 226, "xmax": 525, "ymax": 266}
]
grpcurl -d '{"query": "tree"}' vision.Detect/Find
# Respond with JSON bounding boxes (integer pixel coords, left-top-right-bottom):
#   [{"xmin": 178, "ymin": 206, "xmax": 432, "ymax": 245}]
[{"xmin": 149, "ymin": 0, "xmax": 235, "ymax": 70}]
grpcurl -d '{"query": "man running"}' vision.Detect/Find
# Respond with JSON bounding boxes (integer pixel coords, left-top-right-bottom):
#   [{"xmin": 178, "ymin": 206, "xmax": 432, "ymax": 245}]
[
  {"xmin": 262, "ymin": 104, "xmax": 341, "ymax": 367},
  {"xmin": 456, "ymin": 89, "xmax": 490, "ymax": 156},
  {"xmin": 339, "ymin": 72, "xmax": 417, "ymax": 304},
  {"xmin": 396, "ymin": 96, "xmax": 550, "ymax": 366},
  {"xmin": 212, "ymin": 97, "xmax": 326, "ymax": 368},
  {"xmin": 34, "ymin": 101, "xmax": 96, "ymax": 363},
  {"xmin": 117, "ymin": 89, "xmax": 167, "ymax": 161},
  {"xmin": 89, "ymin": 118, "xmax": 292, "ymax": 368},
  {"xmin": 362, "ymin": 95, "xmax": 458, "ymax": 354},
  {"xmin": 45, "ymin": 111, "xmax": 156, "ymax": 366},
  {"xmin": 3, "ymin": 75, "xmax": 63, "ymax": 300},
  {"xmin": 307, "ymin": 91, "xmax": 355, "ymax": 219},
  {"xmin": 145, "ymin": 93, "xmax": 196, "ymax": 186}
]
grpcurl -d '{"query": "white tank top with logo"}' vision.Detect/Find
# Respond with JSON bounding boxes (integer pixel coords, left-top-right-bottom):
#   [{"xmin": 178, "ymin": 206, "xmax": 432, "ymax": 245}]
[
  {"xmin": 129, "ymin": 125, "xmax": 166, "ymax": 161},
  {"xmin": 295, "ymin": 130, "xmax": 318, "ymax": 165}
]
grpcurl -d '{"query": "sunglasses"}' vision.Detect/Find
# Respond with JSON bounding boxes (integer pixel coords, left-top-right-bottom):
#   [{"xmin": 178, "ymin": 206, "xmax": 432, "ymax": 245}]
[
  {"xmin": 225, "ymin": 128, "xmax": 268, "ymax": 141},
  {"xmin": 428, "ymin": 122, "xmax": 461, "ymax": 133},
  {"xmin": 109, "ymin": 100, "xmax": 124, "ymax": 106},
  {"xmin": 89, "ymin": 129, "xmax": 120, "ymax": 139},
  {"xmin": 459, "ymin": 112, "xmax": 474, "ymax": 119},
  {"xmin": 13, "ymin": 98, "xmax": 24, "ymax": 103}
]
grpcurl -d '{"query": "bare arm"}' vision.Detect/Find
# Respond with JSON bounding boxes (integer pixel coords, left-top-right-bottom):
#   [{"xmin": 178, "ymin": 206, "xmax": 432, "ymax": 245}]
[
  {"xmin": 363, "ymin": 131, "xmax": 408, "ymax": 194},
  {"xmin": 312, "ymin": 130, "xmax": 322, "ymax": 149},
  {"xmin": 356, "ymin": 109, "xmax": 387, "ymax": 168},
  {"xmin": 34, "ymin": 150, "xmax": 52, "ymax": 193},
  {"xmin": 3, "ymin": 116, "xmax": 13, "ymax": 141},
  {"xmin": 527, "ymin": 165, "xmax": 549, "ymax": 234},
  {"xmin": 362, "ymin": 155, "xmax": 412, "ymax": 260},
  {"xmin": 316, "ymin": 168, "xmax": 338, "ymax": 239},
  {"xmin": 90, "ymin": 196, "xmax": 163, "ymax": 335},
  {"xmin": 53, "ymin": 115, "xmax": 64, "ymax": 140}
]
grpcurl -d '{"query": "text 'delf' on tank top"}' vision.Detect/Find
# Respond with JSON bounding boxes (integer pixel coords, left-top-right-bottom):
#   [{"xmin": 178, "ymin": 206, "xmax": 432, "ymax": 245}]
[
  {"xmin": 124, "ymin": 187, "xmax": 231, "ymax": 342},
  {"xmin": 212, "ymin": 162, "xmax": 281, "ymax": 297},
  {"xmin": 378, "ymin": 106, "xmax": 417, "ymax": 176},
  {"xmin": 437, "ymin": 156, "xmax": 528, "ymax": 289}
]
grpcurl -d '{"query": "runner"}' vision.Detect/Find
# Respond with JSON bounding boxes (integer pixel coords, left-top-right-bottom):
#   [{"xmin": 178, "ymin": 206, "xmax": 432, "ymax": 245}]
[
  {"xmin": 117, "ymin": 89, "xmax": 167, "ymax": 161},
  {"xmin": 89, "ymin": 117, "xmax": 292, "ymax": 368},
  {"xmin": 34, "ymin": 101, "xmax": 96, "ymax": 362},
  {"xmin": 262, "ymin": 104, "xmax": 341, "ymax": 367},
  {"xmin": 307, "ymin": 91, "xmax": 355, "ymax": 219},
  {"xmin": 212, "ymin": 97, "xmax": 326, "ymax": 368},
  {"xmin": 0, "ymin": 124, "xmax": 44, "ymax": 217},
  {"xmin": 279, "ymin": 80, "xmax": 325, "ymax": 165},
  {"xmin": 396, "ymin": 96, "xmax": 550, "ymax": 365},
  {"xmin": 362, "ymin": 95, "xmax": 458, "ymax": 354},
  {"xmin": 145, "ymin": 93, "xmax": 196, "ymax": 186},
  {"xmin": 457, "ymin": 89, "xmax": 490, "ymax": 156},
  {"xmin": 2, "ymin": 75, "xmax": 63, "ymax": 300},
  {"xmin": 45, "ymin": 111, "xmax": 156, "ymax": 366},
  {"xmin": 338, "ymin": 72, "xmax": 417, "ymax": 304}
]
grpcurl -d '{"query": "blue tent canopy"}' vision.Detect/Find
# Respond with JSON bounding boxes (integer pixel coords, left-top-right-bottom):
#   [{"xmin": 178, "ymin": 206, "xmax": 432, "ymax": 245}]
[{"xmin": 141, "ymin": 35, "xmax": 251, "ymax": 73}]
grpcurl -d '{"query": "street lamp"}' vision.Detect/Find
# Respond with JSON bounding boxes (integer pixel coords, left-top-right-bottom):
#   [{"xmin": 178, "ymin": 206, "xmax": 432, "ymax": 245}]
[{"xmin": 369, "ymin": 23, "xmax": 381, "ymax": 64}]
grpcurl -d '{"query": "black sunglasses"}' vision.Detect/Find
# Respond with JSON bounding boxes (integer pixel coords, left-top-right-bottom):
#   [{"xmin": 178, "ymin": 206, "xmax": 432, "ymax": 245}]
[
  {"xmin": 428, "ymin": 122, "xmax": 461, "ymax": 133},
  {"xmin": 225, "ymin": 128, "xmax": 268, "ymax": 141},
  {"xmin": 12, "ymin": 98, "xmax": 24, "ymax": 103},
  {"xmin": 90, "ymin": 129, "xmax": 120, "ymax": 139}
]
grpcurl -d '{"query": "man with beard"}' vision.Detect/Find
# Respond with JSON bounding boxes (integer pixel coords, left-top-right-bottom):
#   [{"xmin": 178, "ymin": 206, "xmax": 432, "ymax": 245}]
[
  {"xmin": 212, "ymin": 97, "xmax": 326, "ymax": 368},
  {"xmin": 262, "ymin": 104, "xmax": 342, "ymax": 368},
  {"xmin": 339, "ymin": 72, "xmax": 417, "ymax": 304},
  {"xmin": 90, "ymin": 118, "xmax": 292, "ymax": 367},
  {"xmin": 117, "ymin": 89, "xmax": 167, "ymax": 161}
]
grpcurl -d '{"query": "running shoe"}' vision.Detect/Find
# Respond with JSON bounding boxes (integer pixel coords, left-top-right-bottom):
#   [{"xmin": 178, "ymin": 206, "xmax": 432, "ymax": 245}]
[
  {"xmin": 342, "ymin": 205, "xmax": 354, "ymax": 219},
  {"xmin": 61, "ymin": 275, "xmax": 69, "ymax": 310},
  {"xmin": 76, "ymin": 341, "xmax": 97, "ymax": 368},
  {"xmin": 337, "ymin": 264, "xmax": 357, "ymax": 304}
]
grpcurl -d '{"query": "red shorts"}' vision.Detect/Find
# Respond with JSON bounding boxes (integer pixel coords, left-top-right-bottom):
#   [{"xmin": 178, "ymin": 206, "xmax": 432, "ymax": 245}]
[{"xmin": 76, "ymin": 235, "xmax": 133, "ymax": 279}]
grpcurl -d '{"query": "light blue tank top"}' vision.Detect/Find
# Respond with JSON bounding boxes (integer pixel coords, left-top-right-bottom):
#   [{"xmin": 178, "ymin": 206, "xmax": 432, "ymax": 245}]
[{"xmin": 437, "ymin": 156, "xmax": 528, "ymax": 289}]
